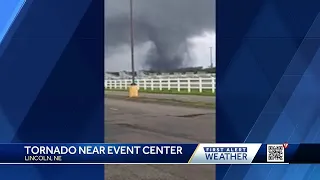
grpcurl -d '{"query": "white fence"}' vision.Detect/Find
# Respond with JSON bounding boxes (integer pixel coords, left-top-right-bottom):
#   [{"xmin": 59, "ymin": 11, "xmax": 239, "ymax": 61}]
[{"xmin": 105, "ymin": 77, "xmax": 215, "ymax": 93}]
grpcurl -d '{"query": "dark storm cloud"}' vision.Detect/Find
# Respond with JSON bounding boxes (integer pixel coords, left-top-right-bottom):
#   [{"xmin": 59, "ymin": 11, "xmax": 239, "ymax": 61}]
[{"xmin": 105, "ymin": 0, "xmax": 215, "ymax": 70}]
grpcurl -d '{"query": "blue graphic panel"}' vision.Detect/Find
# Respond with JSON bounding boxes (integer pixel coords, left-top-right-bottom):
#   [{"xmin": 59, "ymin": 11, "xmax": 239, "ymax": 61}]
[
  {"xmin": 0, "ymin": 0, "xmax": 104, "ymax": 179},
  {"xmin": 0, "ymin": 0, "xmax": 26, "ymax": 142},
  {"xmin": 0, "ymin": 0, "xmax": 25, "ymax": 44},
  {"xmin": 217, "ymin": 0, "xmax": 320, "ymax": 179}
]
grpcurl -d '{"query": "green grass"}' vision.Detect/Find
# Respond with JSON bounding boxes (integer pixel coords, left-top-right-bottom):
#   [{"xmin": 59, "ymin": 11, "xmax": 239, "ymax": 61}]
[{"xmin": 105, "ymin": 87, "xmax": 215, "ymax": 96}]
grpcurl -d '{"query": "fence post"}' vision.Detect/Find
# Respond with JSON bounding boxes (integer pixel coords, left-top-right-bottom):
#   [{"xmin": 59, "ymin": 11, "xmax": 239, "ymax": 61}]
[
  {"xmin": 187, "ymin": 78, "xmax": 191, "ymax": 92},
  {"xmin": 159, "ymin": 79, "xmax": 162, "ymax": 90},
  {"xmin": 199, "ymin": 77, "xmax": 202, "ymax": 93},
  {"xmin": 168, "ymin": 78, "xmax": 171, "ymax": 90},
  {"xmin": 212, "ymin": 77, "xmax": 215, "ymax": 93},
  {"xmin": 177, "ymin": 78, "xmax": 180, "ymax": 92},
  {"xmin": 151, "ymin": 79, "xmax": 154, "ymax": 90},
  {"xmin": 144, "ymin": 79, "xmax": 147, "ymax": 90}
]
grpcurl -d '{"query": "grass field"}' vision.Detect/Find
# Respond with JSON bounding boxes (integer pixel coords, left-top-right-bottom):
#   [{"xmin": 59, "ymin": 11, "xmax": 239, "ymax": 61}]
[{"xmin": 105, "ymin": 88, "xmax": 215, "ymax": 96}]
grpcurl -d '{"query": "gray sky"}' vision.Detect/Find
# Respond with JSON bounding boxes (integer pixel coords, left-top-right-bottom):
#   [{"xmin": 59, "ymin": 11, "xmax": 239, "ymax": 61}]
[{"xmin": 105, "ymin": 0, "xmax": 215, "ymax": 72}]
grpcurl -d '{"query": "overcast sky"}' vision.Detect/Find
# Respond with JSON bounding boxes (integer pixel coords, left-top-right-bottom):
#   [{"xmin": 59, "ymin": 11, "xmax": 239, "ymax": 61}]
[{"xmin": 105, "ymin": 0, "xmax": 215, "ymax": 72}]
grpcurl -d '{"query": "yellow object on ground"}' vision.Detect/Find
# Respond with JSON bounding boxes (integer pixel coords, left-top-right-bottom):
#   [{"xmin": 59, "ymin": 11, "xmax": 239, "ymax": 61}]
[{"xmin": 128, "ymin": 85, "xmax": 139, "ymax": 97}]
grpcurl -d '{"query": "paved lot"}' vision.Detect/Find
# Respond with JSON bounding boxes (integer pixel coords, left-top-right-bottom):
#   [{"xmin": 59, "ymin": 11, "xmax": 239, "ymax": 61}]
[{"xmin": 104, "ymin": 97, "xmax": 215, "ymax": 180}]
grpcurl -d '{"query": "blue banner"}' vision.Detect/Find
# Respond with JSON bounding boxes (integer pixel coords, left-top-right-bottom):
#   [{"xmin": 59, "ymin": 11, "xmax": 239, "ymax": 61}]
[
  {"xmin": 0, "ymin": 143, "xmax": 318, "ymax": 164},
  {"xmin": 0, "ymin": 144, "xmax": 197, "ymax": 164}
]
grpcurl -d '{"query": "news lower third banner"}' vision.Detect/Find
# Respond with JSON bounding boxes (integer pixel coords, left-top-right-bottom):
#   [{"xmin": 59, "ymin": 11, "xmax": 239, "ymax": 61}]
[{"xmin": 0, "ymin": 143, "xmax": 318, "ymax": 164}]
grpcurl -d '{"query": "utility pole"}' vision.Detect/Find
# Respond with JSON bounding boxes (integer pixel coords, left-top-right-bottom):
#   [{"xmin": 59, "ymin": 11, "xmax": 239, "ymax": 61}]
[
  {"xmin": 130, "ymin": 0, "xmax": 135, "ymax": 85},
  {"xmin": 128, "ymin": 0, "xmax": 138, "ymax": 97},
  {"xmin": 209, "ymin": 47, "xmax": 213, "ymax": 68}
]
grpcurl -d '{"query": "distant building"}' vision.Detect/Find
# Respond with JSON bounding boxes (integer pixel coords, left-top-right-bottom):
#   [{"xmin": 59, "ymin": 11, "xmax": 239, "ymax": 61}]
[{"xmin": 105, "ymin": 67, "xmax": 215, "ymax": 80}]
